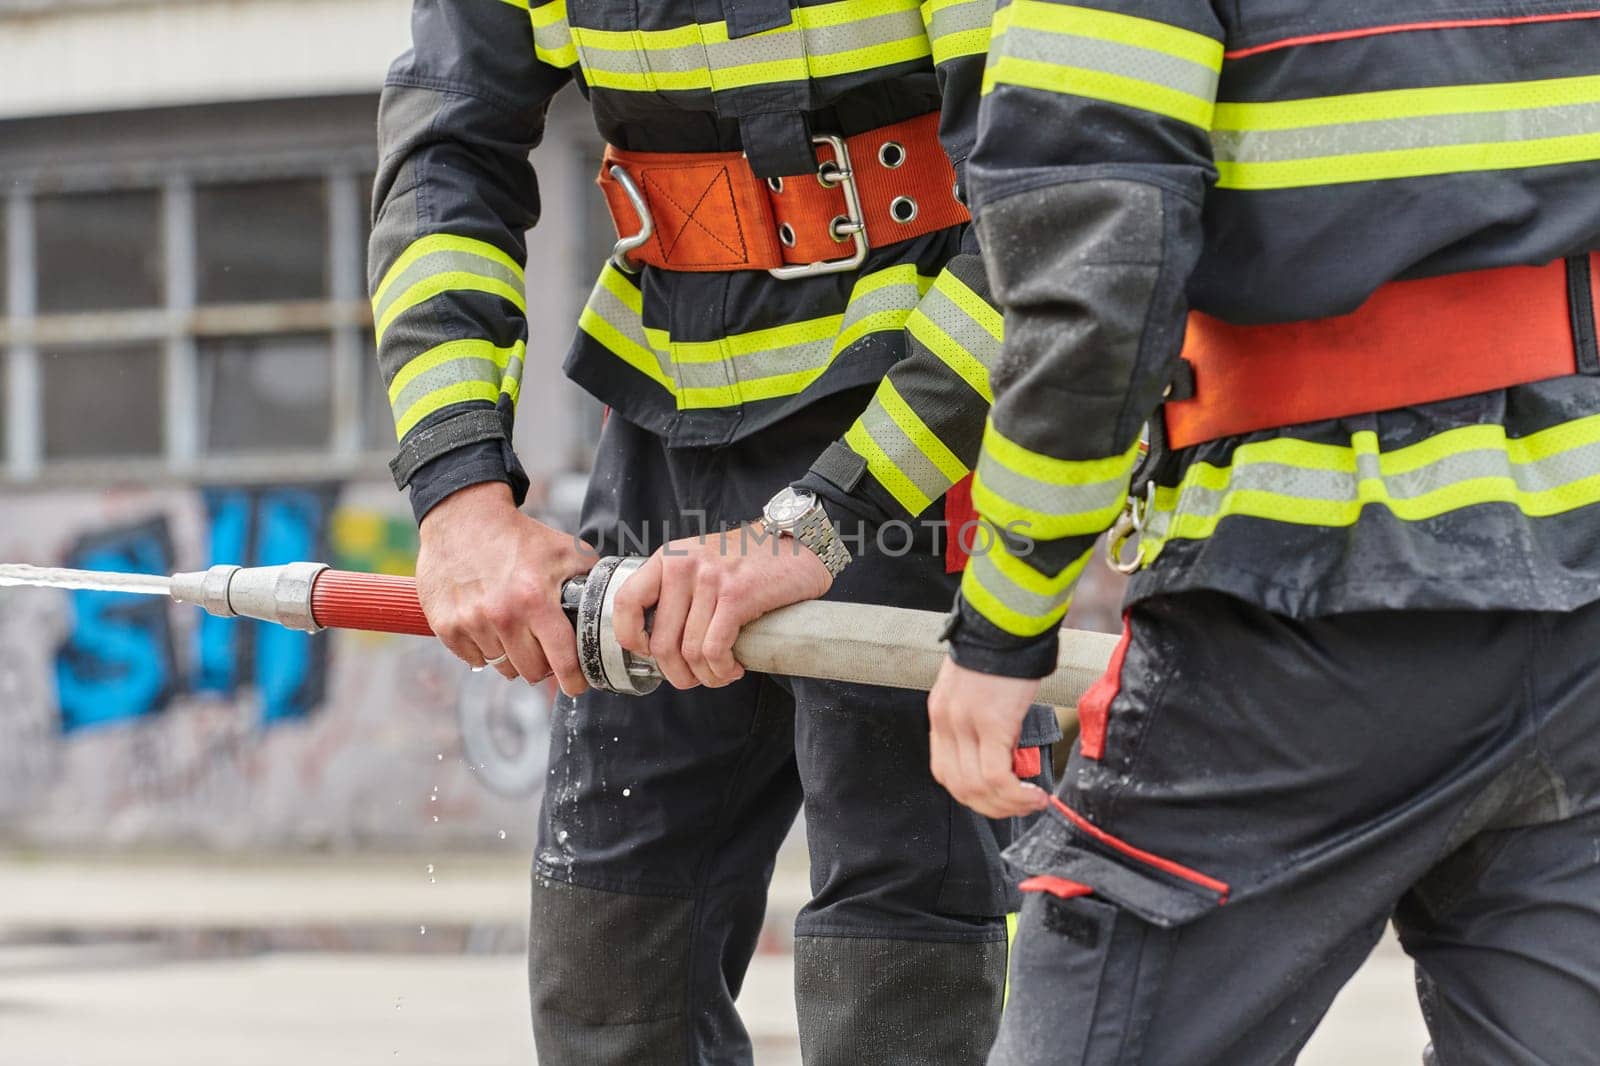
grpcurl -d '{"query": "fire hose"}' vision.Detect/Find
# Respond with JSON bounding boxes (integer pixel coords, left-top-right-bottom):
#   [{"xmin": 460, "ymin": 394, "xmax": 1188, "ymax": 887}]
[{"xmin": 0, "ymin": 559, "xmax": 1117, "ymax": 706}]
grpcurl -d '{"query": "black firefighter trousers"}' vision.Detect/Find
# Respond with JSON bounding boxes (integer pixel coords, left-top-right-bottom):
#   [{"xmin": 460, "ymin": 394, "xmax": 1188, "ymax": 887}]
[
  {"xmin": 528, "ymin": 388, "xmax": 1057, "ymax": 1066},
  {"xmin": 992, "ymin": 590, "xmax": 1600, "ymax": 1066}
]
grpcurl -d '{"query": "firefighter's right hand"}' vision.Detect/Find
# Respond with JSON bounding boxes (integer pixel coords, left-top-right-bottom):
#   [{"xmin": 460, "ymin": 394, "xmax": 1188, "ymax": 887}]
[{"xmin": 417, "ymin": 482, "xmax": 597, "ymax": 696}]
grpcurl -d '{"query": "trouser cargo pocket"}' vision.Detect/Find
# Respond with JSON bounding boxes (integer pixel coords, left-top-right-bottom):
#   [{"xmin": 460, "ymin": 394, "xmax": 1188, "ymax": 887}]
[{"xmin": 990, "ymin": 800, "xmax": 1228, "ymax": 1066}]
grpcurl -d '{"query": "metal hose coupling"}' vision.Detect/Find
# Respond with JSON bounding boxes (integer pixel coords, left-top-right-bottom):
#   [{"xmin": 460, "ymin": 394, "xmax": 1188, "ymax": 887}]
[
  {"xmin": 170, "ymin": 562, "xmax": 329, "ymax": 633},
  {"xmin": 568, "ymin": 556, "xmax": 661, "ymax": 697}
]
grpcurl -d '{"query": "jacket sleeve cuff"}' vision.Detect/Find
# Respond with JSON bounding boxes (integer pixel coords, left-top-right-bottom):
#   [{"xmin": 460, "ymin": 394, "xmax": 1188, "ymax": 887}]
[
  {"xmin": 406, "ymin": 439, "xmax": 531, "ymax": 525},
  {"xmin": 794, "ymin": 439, "xmax": 900, "ymax": 530},
  {"xmin": 941, "ymin": 593, "xmax": 1060, "ymax": 680}
]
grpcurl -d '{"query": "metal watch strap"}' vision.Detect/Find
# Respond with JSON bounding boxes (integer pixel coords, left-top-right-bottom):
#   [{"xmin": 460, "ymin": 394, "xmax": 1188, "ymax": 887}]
[{"xmin": 791, "ymin": 506, "xmax": 851, "ymax": 578}]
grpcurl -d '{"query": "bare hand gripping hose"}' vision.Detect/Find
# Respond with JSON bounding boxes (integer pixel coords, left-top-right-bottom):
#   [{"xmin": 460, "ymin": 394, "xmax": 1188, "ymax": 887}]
[{"xmin": 0, "ymin": 559, "xmax": 1115, "ymax": 706}]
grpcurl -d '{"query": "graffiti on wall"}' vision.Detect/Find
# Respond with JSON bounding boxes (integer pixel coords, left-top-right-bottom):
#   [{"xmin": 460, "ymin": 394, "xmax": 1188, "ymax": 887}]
[{"xmin": 0, "ymin": 481, "xmax": 555, "ymax": 847}]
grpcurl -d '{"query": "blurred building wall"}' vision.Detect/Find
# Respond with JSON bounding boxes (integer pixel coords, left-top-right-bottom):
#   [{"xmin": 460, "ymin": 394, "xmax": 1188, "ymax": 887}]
[{"xmin": 0, "ymin": 0, "xmax": 609, "ymax": 849}]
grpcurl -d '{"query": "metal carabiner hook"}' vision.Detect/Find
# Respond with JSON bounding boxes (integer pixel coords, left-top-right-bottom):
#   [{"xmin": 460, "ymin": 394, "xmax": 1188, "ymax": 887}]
[
  {"xmin": 1104, "ymin": 481, "xmax": 1157, "ymax": 576},
  {"xmin": 607, "ymin": 165, "xmax": 654, "ymax": 275}
]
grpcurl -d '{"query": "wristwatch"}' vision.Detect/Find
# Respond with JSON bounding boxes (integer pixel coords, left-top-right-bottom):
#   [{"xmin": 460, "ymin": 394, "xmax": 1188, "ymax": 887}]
[{"xmin": 760, "ymin": 487, "xmax": 852, "ymax": 579}]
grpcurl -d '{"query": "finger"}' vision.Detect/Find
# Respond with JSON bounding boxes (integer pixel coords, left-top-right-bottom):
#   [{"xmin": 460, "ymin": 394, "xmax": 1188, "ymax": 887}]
[
  {"xmin": 648, "ymin": 567, "xmax": 698, "ymax": 690},
  {"xmin": 701, "ymin": 602, "xmax": 746, "ymax": 687},
  {"xmin": 499, "ymin": 623, "xmax": 552, "ymax": 689},
  {"xmin": 679, "ymin": 578, "xmax": 724, "ymax": 687},
  {"xmin": 946, "ymin": 718, "xmax": 987, "ymax": 812},
  {"xmin": 532, "ymin": 608, "xmax": 587, "ymax": 697},
  {"xmin": 927, "ymin": 697, "xmax": 957, "ymax": 794},
  {"xmin": 975, "ymin": 731, "xmax": 1048, "ymax": 819},
  {"xmin": 473, "ymin": 637, "xmax": 521, "ymax": 682},
  {"xmin": 612, "ymin": 554, "xmax": 662, "ymax": 656}
]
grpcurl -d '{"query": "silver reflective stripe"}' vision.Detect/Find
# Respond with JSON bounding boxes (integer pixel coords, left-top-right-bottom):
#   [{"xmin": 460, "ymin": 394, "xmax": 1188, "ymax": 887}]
[
  {"xmin": 974, "ymin": 450, "xmax": 1132, "ymax": 536},
  {"xmin": 1003, "ymin": 25, "xmax": 1220, "ymax": 103},
  {"xmin": 804, "ymin": 7, "xmax": 925, "ymax": 59},
  {"xmin": 1213, "ymin": 98, "xmax": 1600, "ymax": 166},
  {"xmin": 857, "ymin": 399, "xmax": 959, "ymax": 506},
  {"xmin": 963, "ymin": 543, "xmax": 1078, "ymax": 622},
  {"xmin": 672, "ymin": 340, "xmax": 833, "ymax": 390},
  {"xmin": 1143, "ymin": 431, "xmax": 1600, "ymax": 544},
  {"xmin": 583, "ymin": 278, "xmax": 675, "ymax": 387},
  {"xmin": 927, "ymin": 0, "xmax": 993, "ymax": 45},
  {"xmin": 839, "ymin": 275, "xmax": 924, "ymax": 336},
  {"xmin": 389, "ymin": 354, "xmax": 519, "ymax": 420},
  {"xmin": 913, "ymin": 284, "xmax": 1001, "ymax": 369},
  {"xmin": 371, "ymin": 249, "xmax": 524, "ymax": 331},
  {"xmin": 533, "ymin": 16, "xmax": 574, "ymax": 61},
  {"xmin": 574, "ymin": 6, "xmax": 926, "ymax": 87}
]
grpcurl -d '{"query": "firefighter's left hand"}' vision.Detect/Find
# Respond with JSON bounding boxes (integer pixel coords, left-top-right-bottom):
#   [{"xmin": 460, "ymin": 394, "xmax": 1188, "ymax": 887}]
[
  {"xmin": 928, "ymin": 657, "xmax": 1051, "ymax": 819},
  {"xmin": 612, "ymin": 523, "xmax": 834, "ymax": 689}
]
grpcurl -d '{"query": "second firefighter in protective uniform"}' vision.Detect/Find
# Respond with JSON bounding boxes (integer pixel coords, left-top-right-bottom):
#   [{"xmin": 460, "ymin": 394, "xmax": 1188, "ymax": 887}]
[
  {"xmin": 915, "ymin": 0, "xmax": 1600, "ymax": 1063},
  {"xmin": 369, "ymin": 0, "xmax": 1055, "ymax": 1063}
]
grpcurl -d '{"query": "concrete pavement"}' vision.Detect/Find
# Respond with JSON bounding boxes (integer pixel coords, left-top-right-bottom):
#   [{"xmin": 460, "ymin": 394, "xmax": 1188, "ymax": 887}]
[{"xmin": 0, "ymin": 852, "xmax": 1428, "ymax": 1064}]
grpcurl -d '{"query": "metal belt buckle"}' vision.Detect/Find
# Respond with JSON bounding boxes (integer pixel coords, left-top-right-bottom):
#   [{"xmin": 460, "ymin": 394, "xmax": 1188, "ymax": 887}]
[
  {"xmin": 769, "ymin": 134, "xmax": 868, "ymax": 281},
  {"xmin": 607, "ymin": 164, "xmax": 654, "ymax": 275}
]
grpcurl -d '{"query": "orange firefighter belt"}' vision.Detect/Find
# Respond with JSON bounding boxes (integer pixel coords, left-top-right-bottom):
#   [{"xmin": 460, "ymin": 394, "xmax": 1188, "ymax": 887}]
[
  {"xmin": 597, "ymin": 111, "xmax": 968, "ymax": 278},
  {"xmin": 1163, "ymin": 252, "xmax": 1600, "ymax": 449}
]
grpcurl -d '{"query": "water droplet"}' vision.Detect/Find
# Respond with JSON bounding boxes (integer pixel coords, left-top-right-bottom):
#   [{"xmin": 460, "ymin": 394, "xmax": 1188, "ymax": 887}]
[
  {"xmin": 419, "ymin": 925, "xmax": 427, "ymax": 935},
  {"xmin": 428, "ymin": 877, "xmax": 435, "ymax": 884},
  {"xmin": 432, "ymin": 815, "xmax": 439, "ymax": 823},
  {"xmin": 612, "ymin": 736, "xmax": 619, "ymax": 742},
  {"xmin": 557, "ymin": 829, "xmax": 569, "ymax": 844},
  {"xmin": 436, "ymin": 753, "xmax": 443, "ymax": 761},
  {"xmin": 498, "ymin": 829, "xmax": 507, "ymax": 840},
  {"xmin": 430, "ymin": 794, "xmax": 437, "ymax": 802},
  {"xmin": 622, "ymin": 788, "xmax": 631, "ymax": 797},
  {"xmin": 426, "ymin": 864, "xmax": 434, "ymax": 874}
]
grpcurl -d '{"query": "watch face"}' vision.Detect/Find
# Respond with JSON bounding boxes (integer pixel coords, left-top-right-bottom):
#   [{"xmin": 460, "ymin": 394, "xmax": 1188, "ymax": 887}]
[{"xmin": 765, "ymin": 488, "xmax": 815, "ymax": 525}]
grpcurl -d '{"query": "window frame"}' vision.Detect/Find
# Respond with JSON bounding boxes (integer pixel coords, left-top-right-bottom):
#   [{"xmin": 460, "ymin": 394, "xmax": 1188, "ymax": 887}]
[{"xmin": 2, "ymin": 163, "xmax": 383, "ymax": 487}]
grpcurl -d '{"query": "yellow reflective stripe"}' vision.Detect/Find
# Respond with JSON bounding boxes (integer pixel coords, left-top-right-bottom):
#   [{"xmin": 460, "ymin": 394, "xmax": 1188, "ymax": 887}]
[
  {"xmin": 996, "ymin": 1, "xmax": 1222, "ymax": 70},
  {"xmin": 907, "ymin": 314, "xmax": 993, "ymax": 401},
  {"xmin": 494, "ymin": 0, "xmax": 528, "ymax": 9},
  {"xmin": 387, "ymin": 339, "xmax": 524, "ymax": 404},
  {"xmin": 846, "ymin": 420, "xmax": 935, "ymax": 515},
  {"xmin": 372, "ymin": 234, "xmax": 523, "ymax": 312},
  {"xmin": 983, "ymin": 57, "xmax": 1215, "ymax": 128},
  {"xmin": 679, "ymin": 366, "xmax": 830, "ymax": 408},
  {"xmin": 1004, "ymin": 910, "xmax": 1018, "ymax": 1007},
  {"xmin": 570, "ymin": 0, "xmax": 929, "ymax": 93},
  {"xmin": 983, "ymin": 423, "xmax": 1137, "ymax": 485},
  {"xmin": 1142, "ymin": 418, "xmax": 1600, "ymax": 561},
  {"xmin": 961, "ymin": 535, "xmax": 1093, "ymax": 637},
  {"xmin": 880, "ymin": 379, "xmax": 969, "ymax": 485},
  {"xmin": 395, "ymin": 382, "xmax": 507, "ymax": 440},
  {"xmin": 906, "ymin": 267, "xmax": 1003, "ymax": 404},
  {"xmin": 1213, "ymin": 73, "xmax": 1600, "ymax": 132},
  {"xmin": 375, "ymin": 272, "xmax": 527, "ymax": 346},
  {"xmin": 982, "ymin": 1, "xmax": 1222, "ymax": 128},
  {"xmin": 1217, "ymin": 131, "xmax": 1600, "ymax": 190},
  {"xmin": 577, "ymin": 263, "xmax": 931, "ymax": 409},
  {"xmin": 924, "ymin": 0, "xmax": 994, "ymax": 65},
  {"xmin": 653, "ymin": 316, "xmax": 841, "ymax": 363},
  {"xmin": 1212, "ymin": 73, "xmax": 1600, "ymax": 189},
  {"xmin": 847, "ymin": 379, "xmax": 970, "ymax": 514},
  {"xmin": 579, "ymin": 266, "xmax": 672, "ymax": 391},
  {"xmin": 531, "ymin": 0, "xmax": 578, "ymax": 68}
]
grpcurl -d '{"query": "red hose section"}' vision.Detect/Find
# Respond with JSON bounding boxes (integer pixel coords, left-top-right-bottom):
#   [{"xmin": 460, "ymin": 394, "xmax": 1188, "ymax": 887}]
[{"xmin": 310, "ymin": 570, "xmax": 434, "ymax": 636}]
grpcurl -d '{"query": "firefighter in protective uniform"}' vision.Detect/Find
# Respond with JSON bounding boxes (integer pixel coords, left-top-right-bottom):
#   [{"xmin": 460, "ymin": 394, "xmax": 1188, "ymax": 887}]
[
  {"xmin": 369, "ymin": 0, "xmax": 1058, "ymax": 1062},
  {"xmin": 917, "ymin": 0, "xmax": 1600, "ymax": 1062}
]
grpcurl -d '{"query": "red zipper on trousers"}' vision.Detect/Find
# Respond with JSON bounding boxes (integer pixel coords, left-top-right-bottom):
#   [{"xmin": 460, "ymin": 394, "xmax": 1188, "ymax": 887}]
[{"xmin": 1048, "ymin": 796, "xmax": 1231, "ymax": 903}]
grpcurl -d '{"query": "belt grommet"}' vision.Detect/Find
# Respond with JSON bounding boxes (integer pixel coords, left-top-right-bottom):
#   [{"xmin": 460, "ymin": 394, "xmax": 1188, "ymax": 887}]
[
  {"xmin": 778, "ymin": 223, "xmax": 797, "ymax": 247},
  {"xmin": 767, "ymin": 176, "xmax": 784, "ymax": 194},
  {"xmin": 890, "ymin": 196, "xmax": 918, "ymax": 224},
  {"xmin": 878, "ymin": 141, "xmax": 906, "ymax": 169}
]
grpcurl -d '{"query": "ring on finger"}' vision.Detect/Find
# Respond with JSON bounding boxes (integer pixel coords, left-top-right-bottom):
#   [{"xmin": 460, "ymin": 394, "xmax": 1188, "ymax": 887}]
[{"xmin": 472, "ymin": 653, "xmax": 511, "ymax": 673}]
